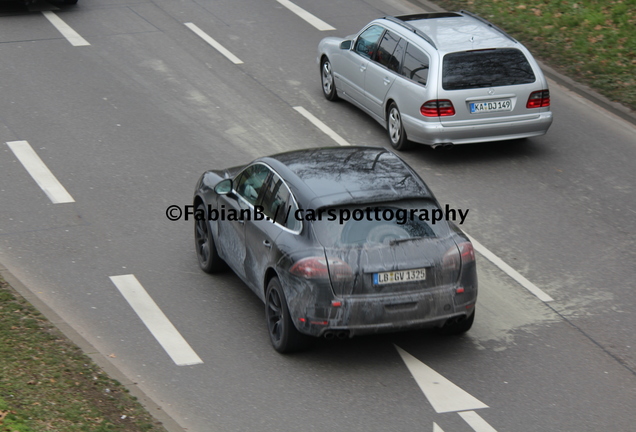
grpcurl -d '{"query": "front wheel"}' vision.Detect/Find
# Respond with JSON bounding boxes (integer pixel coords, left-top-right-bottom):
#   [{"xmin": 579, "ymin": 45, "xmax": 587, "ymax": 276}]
[
  {"xmin": 387, "ymin": 103, "xmax": 411, "ymax": 151},
  {"xmin": 194, "ymin": 204, "xmax": 225, "ymax": 273},
  {"xmin": 321, "ymin": 58, "xmax": 339, "ymax": 101},
  {"xmin": 266, "ymin": 278, "xmax": 311, "ymax": 353}
]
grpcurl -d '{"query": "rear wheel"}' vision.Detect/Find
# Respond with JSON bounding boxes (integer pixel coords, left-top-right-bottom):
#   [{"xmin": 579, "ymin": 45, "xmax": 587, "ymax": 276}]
[
  {"xmin": 321, "ymin": 58, "xmax": 339, "ymax": 101},
  {"xmin": 438, "ymin": 309, "xmax": 475, "ymax": 335},
  {"xmin": 266, "ymin": 278, "xmax": 311, "ymax": 353},
  {"xmin": 194, "ymin": 204, "xmax": 225, "ymax": 273},
  {"xmin": 387, "ymin": 103, "xmax": 411, "ymax": 151}
]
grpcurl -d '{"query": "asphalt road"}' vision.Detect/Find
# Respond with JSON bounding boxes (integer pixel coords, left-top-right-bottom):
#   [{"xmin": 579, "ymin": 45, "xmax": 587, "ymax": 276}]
[{"xmin": 1, "ymin": 0, "xmax": 635, "ymax": 431}]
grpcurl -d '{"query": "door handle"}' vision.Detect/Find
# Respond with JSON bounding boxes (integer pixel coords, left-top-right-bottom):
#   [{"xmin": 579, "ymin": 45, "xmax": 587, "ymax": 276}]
[
  {"xmin": 383, "ymin": 77, "xmax": 391, "ymax": 85},
  {"xmin": 238, "ymin": 219, "xmax": 245, "ymax": 225},
  {"xmin": 360, "ymin": 64, "xmax": 367, "ymax": 72},
  {"xmin": 263, "ymin": 240, "xmax": 272, "ymax": 249}
]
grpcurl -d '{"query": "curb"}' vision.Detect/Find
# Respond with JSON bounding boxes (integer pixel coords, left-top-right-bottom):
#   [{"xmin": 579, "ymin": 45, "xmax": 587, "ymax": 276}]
[
  {"xmin": 409, "ymin": 0, "xmax": 636, "ymax": 127},
  {"xmin": 0, "ymin": 263, "xmax": 186, "ymax": 432}
]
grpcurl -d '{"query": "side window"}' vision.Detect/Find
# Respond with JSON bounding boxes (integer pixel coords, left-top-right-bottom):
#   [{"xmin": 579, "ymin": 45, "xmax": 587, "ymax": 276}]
[
  {"xmin": 390, "ymin": 38, "xmax": 407, "ymax": 73},
  {"xmin": 376, "ymin": 30, "xmax": 402, "ymax": 72},
  {"xmin": 234, "ymin": 164, "xmax": 271, "ymax": 205},
  {"xmin": 261, "ymin": 174, "xmax": 301, "ymax": 232},
  {"xmin": 354, "ymin": 25, "xmax": 384, "ymax": 59},
  {"xmin": 402, "ymin": 44, "xmax": 430, "ymax": 86}
]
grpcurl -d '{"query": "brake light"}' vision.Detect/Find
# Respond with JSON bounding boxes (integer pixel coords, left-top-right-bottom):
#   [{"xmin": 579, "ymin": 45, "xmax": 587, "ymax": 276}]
[
  {"xmin": 526, "ymin": 90, "xmax": 550, "ymax": 108},
  {"xmin": 421, "ymin": 100, "xmax": 456, "ymax": 117},
  {"xmin": 290, "ymin": 257, "xmax": 352, "ymax": 280},
  {"xmin": 443, "ymin": 241, "xmax": 475, "ymax": 283},
  {"xmin": 458, "ymin": 242, "xmax": 475, "ymax": 263}
]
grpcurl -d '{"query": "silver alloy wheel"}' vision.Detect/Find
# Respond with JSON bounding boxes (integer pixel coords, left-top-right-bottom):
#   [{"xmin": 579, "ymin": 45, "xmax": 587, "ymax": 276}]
[
  {"xmin": 322, "ymin": 61, "xmax": 334, "ymax": 96},
  {"xmin": 388, "ymin": 106, "xmax": 402, "ymax": 144}
]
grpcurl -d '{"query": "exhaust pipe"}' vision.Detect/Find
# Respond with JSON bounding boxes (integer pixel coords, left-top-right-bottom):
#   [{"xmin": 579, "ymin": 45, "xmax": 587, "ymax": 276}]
[
  {"xmin": 336, "ymin": 331, "xmax": 349, "ymax": 340},
  {"xmin": 324, "ymin": 331, "xmax": 335, "ymax": 340},
  {"xmin": 442, "ymin": 143, "xmax": 454, "ymax": 150}
]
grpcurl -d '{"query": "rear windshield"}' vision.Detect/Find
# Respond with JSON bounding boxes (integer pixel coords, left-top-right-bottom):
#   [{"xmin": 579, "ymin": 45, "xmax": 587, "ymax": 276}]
[
  {"xmin": 442, "ymin": 48, "xmax": 535, "ymax": 90},
  {"xmin": 312, "ymin": 200, "xmax": 451, "ymax": 248}
]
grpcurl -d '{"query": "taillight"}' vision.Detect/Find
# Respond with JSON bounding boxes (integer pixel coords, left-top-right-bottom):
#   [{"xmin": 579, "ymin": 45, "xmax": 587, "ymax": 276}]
[
  {"xmin": 443, "ymin": 242, "xmax": 475, "ymax": 283},
  {"xmin": 526, "ymin": 90, "xmax": 550, "ymax": 108},
  {"xmin": 290, "ymin": 257, "xmax": 352, "ymax": 280},
  {"xmin": 458, "ymin": 242, "xmax": 475, "ymax": 263},
  {"xmin": 421, "ymin": 100, "xmax": 456, "ymax": 117}
]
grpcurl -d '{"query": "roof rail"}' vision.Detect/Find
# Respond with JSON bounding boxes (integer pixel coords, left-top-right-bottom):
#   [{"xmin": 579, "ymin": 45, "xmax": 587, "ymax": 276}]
[
  {"xmin": 383, "ymin": 16, "xmax": 437, "ymax": 50},
  {"xmin": 459, "ymin": 10, "xmax": 517, "ymax": 43}
]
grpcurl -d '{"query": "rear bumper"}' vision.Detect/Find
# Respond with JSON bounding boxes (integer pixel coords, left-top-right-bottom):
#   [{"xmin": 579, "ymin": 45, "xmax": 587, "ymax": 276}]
[
  {"xmin": 402, "ymin": 111, "xmax": 553, "ymax": 146},
  {"xmin": 295, "ymin": 285, "xmax": 477, "ymax": 337}
]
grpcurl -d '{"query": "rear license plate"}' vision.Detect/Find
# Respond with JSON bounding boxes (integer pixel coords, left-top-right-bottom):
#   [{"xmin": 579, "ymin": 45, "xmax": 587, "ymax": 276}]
[
  {"xmin": 470, "ymin": 99, "xmax": 512, "ymax": 113},
  {"xmin": 374, "ymin": 268, "xmax": 427, "ymax": 285}
]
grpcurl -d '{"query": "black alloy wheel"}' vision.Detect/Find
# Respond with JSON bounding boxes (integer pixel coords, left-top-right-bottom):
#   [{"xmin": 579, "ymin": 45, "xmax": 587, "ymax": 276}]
[
  {"xmin": 194, "ymin": 203, "xmax": 225, "ymax": 273},
  {"xmin": 266, "ymin": 277, "xmax": 311, "ymax": 353}
]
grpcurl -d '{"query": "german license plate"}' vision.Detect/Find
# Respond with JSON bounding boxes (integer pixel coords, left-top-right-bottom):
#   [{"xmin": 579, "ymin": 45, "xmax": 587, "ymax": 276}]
[
  {"xmin": 470, "ymin": 99, "xmax": 512, "ymax": 113},
  {"xmin": 373, "ymin": 268, "xmax": 427, "ymax": 285}
]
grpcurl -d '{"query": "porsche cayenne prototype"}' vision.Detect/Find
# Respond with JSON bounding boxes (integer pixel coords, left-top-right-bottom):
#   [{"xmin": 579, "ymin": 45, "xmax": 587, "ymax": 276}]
[
  {"xmin": 193, "ymin": 147, "xmax": 477, "ymax": 352},
  {"xmin": 318, "ymin": 11, "xmax": 553, "ymax": 150}
]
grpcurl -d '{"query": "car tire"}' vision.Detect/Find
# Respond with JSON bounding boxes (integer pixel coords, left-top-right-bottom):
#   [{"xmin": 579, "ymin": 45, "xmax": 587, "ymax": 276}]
[
  {"xmin": 438, "ymin": 309, "xmax": 475, "ymax": 335},
  {"xmin": 387, "ymin": 103, "xmax": 411, "ymax": 151},
  {"xmin": 266, "ymin": 277, "xmax": 311, "ymax": 353},
  {"xmin": 321, "ymin": 58, "xmax": 339, "ymax": 101},
  {"xmin": 194, "ymin": 203, "xmax": 225, "ymax": 273}
]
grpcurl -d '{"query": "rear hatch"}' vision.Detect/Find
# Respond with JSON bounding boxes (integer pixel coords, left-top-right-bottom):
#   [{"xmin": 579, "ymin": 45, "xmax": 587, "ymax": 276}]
[
  {"xmin": 437, "ymin": 48, "xmax": 546, "ymax": 126},
  {"xmin": 312, "ymin": 201, "xmax": 459, "ymax": 296}
]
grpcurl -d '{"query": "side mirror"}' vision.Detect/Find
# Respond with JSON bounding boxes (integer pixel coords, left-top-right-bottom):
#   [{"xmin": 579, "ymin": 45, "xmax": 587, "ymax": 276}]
[
  {"xmin": 214, "ymin": 178, "xmax": 233, "ymax": 195},
  {"xmin": 339, "ymin": 40, "xmax": 352, "ymax": 50}
]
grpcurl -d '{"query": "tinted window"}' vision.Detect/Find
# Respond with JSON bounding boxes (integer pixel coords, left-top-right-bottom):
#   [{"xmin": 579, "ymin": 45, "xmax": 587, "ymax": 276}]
[
  {"xmin": 261, "ymin": 174, "xmax": 301, "ymax": 231},
  {"xmin": 354, "ymin": 25, "xmax": 384, "ymax": 59},
  {"xmin": 312, "ymin": 200, "xmax": 449, "ymax": 248},
  {"xmin": 376, "ymin": 30, "xmax": 402, "ymax": 72},
  {"xmin": 402, "ymin": 44, "xmax": 429, "ymax": 86},
  {"xmin": 442, "ymin": 48, "xmax": 536, "ymax": 90},
  {"xmin": 234, "ymin": 164, "xmax": 270, "ymax": 205}
]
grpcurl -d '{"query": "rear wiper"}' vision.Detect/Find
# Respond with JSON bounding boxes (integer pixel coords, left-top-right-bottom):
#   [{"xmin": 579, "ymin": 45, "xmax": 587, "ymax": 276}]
[{"xmin": 389, "ymin": 237, "xmax": 423, "ymax": 246}]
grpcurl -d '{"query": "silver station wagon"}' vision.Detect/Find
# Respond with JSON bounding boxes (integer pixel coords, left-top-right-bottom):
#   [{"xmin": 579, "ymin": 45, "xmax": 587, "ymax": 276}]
[{"xmin": 318, "ymin": 11, "xmax": 553, "ymax": 150}]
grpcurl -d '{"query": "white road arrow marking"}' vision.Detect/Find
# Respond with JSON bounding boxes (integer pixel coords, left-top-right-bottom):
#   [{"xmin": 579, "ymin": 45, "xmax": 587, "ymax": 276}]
[
  {"xmin": 395, "ymin": 345, "xmax": 488, "ymax": 413},
  {"xmin": 459, "ymin": 411, "xmax": 499, "ymax": 432}
]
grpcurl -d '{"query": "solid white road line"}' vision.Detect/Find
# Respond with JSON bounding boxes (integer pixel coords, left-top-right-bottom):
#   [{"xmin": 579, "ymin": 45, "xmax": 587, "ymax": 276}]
[
  {"xmin": 459, "ymin": 411, "xmax": 499, "ymax": 432},
  {"xmin": 109, "ymin": 275, "xmax": 203, "ymax": 366},
  {"xmin": 433, "ymin": 422, "xmax": 445, "ymax": 432},
  {"xmin": 6, "ymin": 140, "xmax": 75, "ymax": 204},
  {"xmin": 395, "ymin": 345, "xmax": 489, "ymax": 413},
  {"xmin": 184, "ymin": 22, "xmax": 244, "ymax": 65},
  {"xmin": 465, "ymin": 234, "xmax": 554, "ymax": 302},
  {"xmin": 293, "ymin": 107, "xmax": 350, "ymax": 146},
  {"xmin": 276, "ymin": 0, "xmax": 335, "ymax": 31},
  {"xmin": 41, "ymin": 11, "xmax": 90, "ymax": 46}
]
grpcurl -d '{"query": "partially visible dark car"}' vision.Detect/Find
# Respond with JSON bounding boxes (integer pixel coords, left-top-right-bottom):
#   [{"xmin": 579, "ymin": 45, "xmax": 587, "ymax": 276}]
[
  {"xmin": 1, "ymin": 0, "xmax": 77, "ymax": 5},
  {"xmin": 193, "ymin": 147, "xmax": 477, "ymax": 352}
]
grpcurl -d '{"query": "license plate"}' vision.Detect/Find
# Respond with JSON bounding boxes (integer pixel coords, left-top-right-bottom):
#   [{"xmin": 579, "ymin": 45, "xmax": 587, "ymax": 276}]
[
  {"xmin": 373, "ymin": 268, "xmax": 427, "ymax": 285},
  {"xmin": 470, "ymin": 99, "xmax": 512, "ymax": 113}
]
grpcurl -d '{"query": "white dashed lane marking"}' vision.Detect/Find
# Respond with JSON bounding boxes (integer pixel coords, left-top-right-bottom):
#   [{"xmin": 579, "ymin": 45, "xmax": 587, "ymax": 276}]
[
  {"xmin": 41, "ymin": 11, "xmax": 90, "ymax": 46},
  {"xmin": 293, "ymin": 106, "xmax": 350, "ymax": 146},
  {"xmin": 459, "ymin": 411, "xmax": 499, "ymax": 432},
  {"xmin": 185, "ymin": 22, "xmax": 244, "ymax": 65},
  {"xmin": 465, "ymin": 234, "xmax": 554, "ymax": 302},
  {"xmin": 276, "ymin": 0, "xmax": 335, "ymax": 31},
  {"xmin": 110, "ymin": 274, "xmax": 203, "ymax": 366},
  {"xmin": 6, "ymin": 140, "xmax": 75, "ymax": 204}
]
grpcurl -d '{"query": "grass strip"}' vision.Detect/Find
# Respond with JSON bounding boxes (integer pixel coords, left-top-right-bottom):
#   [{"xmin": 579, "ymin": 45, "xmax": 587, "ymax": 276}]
[
  {"xmin": 431, "ymin": 0, "xmax": 636, "ymax": 112},
  {"xmin": 0, "ymin": 275, "xmax": 168, "ymax": 432}
]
